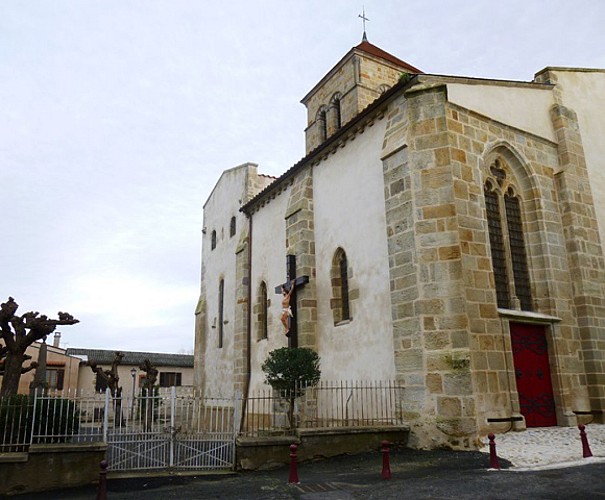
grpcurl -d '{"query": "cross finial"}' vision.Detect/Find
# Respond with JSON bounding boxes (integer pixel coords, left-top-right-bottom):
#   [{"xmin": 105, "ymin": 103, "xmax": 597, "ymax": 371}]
[{"xmin": 358, "ymin": 7, "xmax": 369, "ymax": 42}]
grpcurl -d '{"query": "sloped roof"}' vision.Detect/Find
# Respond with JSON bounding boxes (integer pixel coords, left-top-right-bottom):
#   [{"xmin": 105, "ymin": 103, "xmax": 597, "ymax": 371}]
[
  {"xmin": 355, "ymin": 40, "xmax": 423, "ymax": 74},
  {"xmin": 301, "ymin": 38, "xmax": 422, "ymax": 105},
  {"xmin": 66, "ymin": 348, "xmax": 194, "ymax": 368}
]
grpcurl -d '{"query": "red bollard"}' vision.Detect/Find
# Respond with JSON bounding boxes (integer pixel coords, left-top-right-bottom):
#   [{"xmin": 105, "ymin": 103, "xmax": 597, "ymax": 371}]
[
  {"xmin": 381, "ymin": 440, "xmax": 391, "ymax": 480},
  {"xmin": 488, "ymin": 433, "xmax": 500, "ymax": 470},
  {"xmin": 579, "ymin": 424, "xmax": 593, "ymax": 458},
  {"xmin": 96, "ymin": 460, "xmax": 108, "ymax": 500},
  {"xmin": 288, "ymin": 443, "xmax": 300, "ymax": 484}
]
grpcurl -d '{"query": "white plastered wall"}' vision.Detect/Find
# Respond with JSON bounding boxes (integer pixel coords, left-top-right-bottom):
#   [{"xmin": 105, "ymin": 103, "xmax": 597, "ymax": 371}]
[
  {"xmin": 200, "ymin": 165, "xmax": 252, "ymax": 397},
  {"xmin": 446, "ymin": 82, "xmax": 556, "ymax": 142},
  {"xmin": 248, "ymin": 186, "xmax": 292, "ymax": 391},
  {"xmin": 313, "ymin": 118, "xmax": 396, "ymax": 380},
  {"xmin": 551, "ymin": 69, "xmax": 605, "ymax": 242}
]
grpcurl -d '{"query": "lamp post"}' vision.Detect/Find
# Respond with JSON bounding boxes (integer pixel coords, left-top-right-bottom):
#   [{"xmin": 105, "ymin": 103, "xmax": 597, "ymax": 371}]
[{"xmin": 130, "ymin": 367, "xmax": 137, "ymax": 421}]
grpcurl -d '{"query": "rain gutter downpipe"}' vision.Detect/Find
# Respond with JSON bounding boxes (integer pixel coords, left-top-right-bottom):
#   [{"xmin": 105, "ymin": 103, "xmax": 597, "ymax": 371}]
[{"xmin": 239, "ymin": 210, "xmax": 253, "ymax": 434}]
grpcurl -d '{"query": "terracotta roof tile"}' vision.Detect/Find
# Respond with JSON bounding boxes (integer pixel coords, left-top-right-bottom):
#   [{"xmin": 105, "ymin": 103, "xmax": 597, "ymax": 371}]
[{"xmin": 355, "ymin": 40, "xmax": 423, "ymax": 74}]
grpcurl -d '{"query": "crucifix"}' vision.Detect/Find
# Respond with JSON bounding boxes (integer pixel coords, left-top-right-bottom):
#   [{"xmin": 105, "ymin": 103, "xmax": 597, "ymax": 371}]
[
  {"xmin": 358, "ymin": 7, "xmax": 369, "ymax": 41},
  {"xmin": 274, "ymin": 255, "xmax": 310, "ymax": 348}
]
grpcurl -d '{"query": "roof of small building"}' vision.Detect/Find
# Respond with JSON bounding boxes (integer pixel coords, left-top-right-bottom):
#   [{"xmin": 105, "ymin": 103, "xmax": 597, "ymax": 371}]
[{"xmin": 66, "ymin": 348, "xmax": 194, "ymax": 368}]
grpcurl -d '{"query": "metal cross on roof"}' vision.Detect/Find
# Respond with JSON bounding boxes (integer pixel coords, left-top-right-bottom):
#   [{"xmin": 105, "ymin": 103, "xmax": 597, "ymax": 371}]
[{"xmin": 358, "ymin": 7, "xmax": 369, "ymax": 41}]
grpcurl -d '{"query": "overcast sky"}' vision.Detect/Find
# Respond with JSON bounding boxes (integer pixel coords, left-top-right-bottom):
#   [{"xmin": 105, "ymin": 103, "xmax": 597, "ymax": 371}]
[{"xmin": 2, "ymin": 0, "xmax": 604, "ymax": 354}]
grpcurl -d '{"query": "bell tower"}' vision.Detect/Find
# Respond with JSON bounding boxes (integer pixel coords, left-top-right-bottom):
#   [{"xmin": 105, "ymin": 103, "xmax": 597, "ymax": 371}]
[{"xmin": 301, "ymin": 38, "xmax": 422, "ymax": 154}]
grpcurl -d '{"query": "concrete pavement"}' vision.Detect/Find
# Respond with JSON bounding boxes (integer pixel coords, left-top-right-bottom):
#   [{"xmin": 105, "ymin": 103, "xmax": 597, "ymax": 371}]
[{"xmin": 12, "ymin": 447, "xmax": 605, "ymax": 499}]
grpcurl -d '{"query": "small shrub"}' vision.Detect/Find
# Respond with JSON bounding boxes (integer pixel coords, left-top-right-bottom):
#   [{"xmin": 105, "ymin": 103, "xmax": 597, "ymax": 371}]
[
  {"xmin": 262, "ymin": 347, "xmax": 321, "ymax": 397},
  {"xmin": 261, "ymin": 347, "xmax": 321, "ymax": 430},
  {"xmin": 0, "ymin": 395, "xmax": 79, "ymax": 448},
  {"xmin": 0, "ymin": 395, "xmax": 32, "ymax": 449},
  {"xmin": 33, "ymin": 398, "xmax": 80, "ymax": 443}
]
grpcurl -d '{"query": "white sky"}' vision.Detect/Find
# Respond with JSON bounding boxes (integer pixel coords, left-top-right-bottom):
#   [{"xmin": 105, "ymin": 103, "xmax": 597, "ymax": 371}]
[{"xmin": 1, "ymin": 0, "xmax": 604, "ymax": 353}]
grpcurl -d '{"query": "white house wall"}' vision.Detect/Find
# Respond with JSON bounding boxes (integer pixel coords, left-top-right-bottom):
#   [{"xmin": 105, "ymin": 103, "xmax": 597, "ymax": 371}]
[{"xmin": 313, "ymin": 118, "xmax": 396, "ymax": 380}]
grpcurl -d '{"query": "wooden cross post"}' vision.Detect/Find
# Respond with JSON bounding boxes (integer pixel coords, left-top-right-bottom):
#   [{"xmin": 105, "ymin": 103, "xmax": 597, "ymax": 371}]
[{"xmin": 275, "ymin": 255, "xmax": 309, "ymax": 348}]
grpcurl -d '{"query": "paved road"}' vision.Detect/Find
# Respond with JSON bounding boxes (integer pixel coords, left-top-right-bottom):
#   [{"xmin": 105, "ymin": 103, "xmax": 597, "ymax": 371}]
[{"xmin": 14, "ymin": 449, "xmax": 605, "ymax": 499}]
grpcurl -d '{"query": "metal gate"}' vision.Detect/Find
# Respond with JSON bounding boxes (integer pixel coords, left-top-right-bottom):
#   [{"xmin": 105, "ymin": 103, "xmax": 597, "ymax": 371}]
[{"xmin": 103, "ymin": 388, "xmax": 240, "ymax": 471}]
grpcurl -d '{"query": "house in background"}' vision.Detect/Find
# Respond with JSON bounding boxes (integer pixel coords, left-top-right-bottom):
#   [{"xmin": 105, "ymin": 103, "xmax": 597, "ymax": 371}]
[
  {"xmin": 66, "ymin": 348, "xmax": 194, "ymax": 396},
  {"xmin": 0, "ymin": 332, "xmax": 81, "ymax": 394}
]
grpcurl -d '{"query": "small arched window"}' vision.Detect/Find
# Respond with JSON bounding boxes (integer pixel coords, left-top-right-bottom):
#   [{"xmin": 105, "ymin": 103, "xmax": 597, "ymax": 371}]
[
  {"xmin": 317, "ymin": 107, "xmax": 328, "ymax": 143},
  {"xmin": 258, "ymin": 281, "xmax": 268, "ymax": 340},
  {"xmin": 331, "ymin": 93, "xmax": 342, "ymax": 130},
  {"xmin": 331, "ymin": 248, "xmax": 351, "ymax": 323},
  {"xmin": 218, "ymin": 279, "xmax": 225, "ymax": 348},
  {"xmin": 230, "ymin": 216, "xmax": 236, "ymax": 237},
  {"xmin": 211, "ymin": 230, "xmax": 217, "ymax": 250},
  {"xmin": 484, "ymin": 159, "xmax": 532, "ymax": 311}
]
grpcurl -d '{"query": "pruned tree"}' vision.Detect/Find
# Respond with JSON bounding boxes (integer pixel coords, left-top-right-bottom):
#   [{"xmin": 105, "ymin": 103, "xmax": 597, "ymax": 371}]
[
  {"xmin": 89, "ymin": 351, "xmax": 124, "ymax": 423},
  {"xmin": 0, "ymin": 297, "xmax": 79, "ymax": 397},
  {"xmin": 139, "ymin": 358, "xmax": 159, "ymax": 430},
  {"xmin": 261, "ymin": 347, "xmax": 321, "ymax": 430},
  {"xmin": 89, "ymin": 351, "xmax": 124, "ymax": 397},
  {"xmin": 139, "ymin": 358, "xmax": 158, "ymax": 394}
]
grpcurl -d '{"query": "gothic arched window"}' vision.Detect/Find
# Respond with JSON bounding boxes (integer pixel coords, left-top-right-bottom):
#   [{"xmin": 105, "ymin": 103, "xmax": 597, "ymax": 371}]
[
  {"xmin": 211, "ymin": 230, "xmax": 217, "ymax": 250},
  {"xmin": 484, "ymin": 159, "xmax": 532, "ymax": 311},
  {"xmin": 331, "ymin": 248, "xmax": 351, "ymax": 323},
  {"xmin": 230, "ymin": 216, "xmax": 236, "ymax": 237}
]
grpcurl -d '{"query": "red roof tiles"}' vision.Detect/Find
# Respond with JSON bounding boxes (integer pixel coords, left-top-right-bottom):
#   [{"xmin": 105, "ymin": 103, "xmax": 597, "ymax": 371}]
[{"xmin": 355, "ymin": 40, "xmax": 423, "ymax": 74}]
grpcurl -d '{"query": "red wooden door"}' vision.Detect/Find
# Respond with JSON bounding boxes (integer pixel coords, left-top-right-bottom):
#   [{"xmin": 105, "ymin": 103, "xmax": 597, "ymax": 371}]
[{"xmin": 510, "ymin": 323, "xmax": 557, "ymax": 427}]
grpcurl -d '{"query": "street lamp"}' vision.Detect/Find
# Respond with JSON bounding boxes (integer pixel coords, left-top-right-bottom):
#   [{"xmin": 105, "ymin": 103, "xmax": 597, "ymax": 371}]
[{"xmin": 130, "ymin": 368, "xmax": 137, "ymax": 421}]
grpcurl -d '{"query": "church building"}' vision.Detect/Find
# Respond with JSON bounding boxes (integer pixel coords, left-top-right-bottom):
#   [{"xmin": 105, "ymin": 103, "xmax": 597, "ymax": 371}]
[{"xmin": 194, "ymin": 35, "xmax": 605, "ymax": 448}]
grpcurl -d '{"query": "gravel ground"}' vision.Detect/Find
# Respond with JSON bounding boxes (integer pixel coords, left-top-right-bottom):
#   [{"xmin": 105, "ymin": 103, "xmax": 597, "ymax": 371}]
[{"xmin": 480, "ymin": 423, "xmax": 605, "ymax": 469}]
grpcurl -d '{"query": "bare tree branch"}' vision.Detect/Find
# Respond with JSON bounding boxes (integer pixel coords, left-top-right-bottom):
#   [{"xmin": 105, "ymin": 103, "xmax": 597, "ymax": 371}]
[{"xmin": 0, "ymin": 297, "xmax": 79, "ymax": 396}]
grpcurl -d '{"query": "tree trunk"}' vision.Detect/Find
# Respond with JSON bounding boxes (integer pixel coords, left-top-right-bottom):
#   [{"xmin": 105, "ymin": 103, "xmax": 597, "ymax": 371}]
[
  {"xmin": 1, "ymin": 352, "xmax": 26, "ymax": 396},
  {"xmin": 288, "ymin": 395, "xmax": 296, "ymax": 431}
]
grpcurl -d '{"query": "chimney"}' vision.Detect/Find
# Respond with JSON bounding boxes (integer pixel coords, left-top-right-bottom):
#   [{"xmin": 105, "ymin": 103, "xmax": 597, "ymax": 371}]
[{"xmin": 53, "ymin": 332, "xmax": 61, "ymax": 348}]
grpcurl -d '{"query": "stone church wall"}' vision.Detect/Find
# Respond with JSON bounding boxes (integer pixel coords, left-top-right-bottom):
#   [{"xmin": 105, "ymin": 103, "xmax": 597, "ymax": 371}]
[{"xmin": 381, "ymin": 78, "xmax": 601, "ymax": 448}]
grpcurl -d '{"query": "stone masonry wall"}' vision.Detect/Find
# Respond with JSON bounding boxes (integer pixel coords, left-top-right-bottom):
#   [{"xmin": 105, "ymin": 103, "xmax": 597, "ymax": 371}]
[
  {"xmin": 444, "ymin": 90, "xmax": 595, "ymax": 429},
  {"xmin": 383, "ymin": 79, "xmax": 596, "ymax": 447},
  {"xmin": 550, "ymin": 102, "xmax": 605, "ymax": 417},
  {"xmin": 285, "ymin": 169, "xmax": 318, "ymax": 349},
  {"xmin": 383, "ymin": 85, "xmax": 476, "ymax": 448},
  {"xmin": 233, "ymin": 227, "xmax": 250, "ymax": 397}
]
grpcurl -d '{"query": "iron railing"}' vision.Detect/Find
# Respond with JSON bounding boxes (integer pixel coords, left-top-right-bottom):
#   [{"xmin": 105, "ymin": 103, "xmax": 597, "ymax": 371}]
[
  {"xmin": 241, "ymin": 380, "xmax": 405, "ymax": 437},
  {"xmin": 1, "ymin": 381, "xmax": 404, "ymax": 463}
]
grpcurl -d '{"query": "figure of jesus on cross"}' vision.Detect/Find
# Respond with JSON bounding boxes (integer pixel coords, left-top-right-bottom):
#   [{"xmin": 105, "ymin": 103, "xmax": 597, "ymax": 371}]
[
  {"xmin": 280, "ymin": 281, "xmax": 295, "ymax": 336},
  {"xmin": 275, "ymin": 255, "xmax": 309, "ymax": 348}
]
